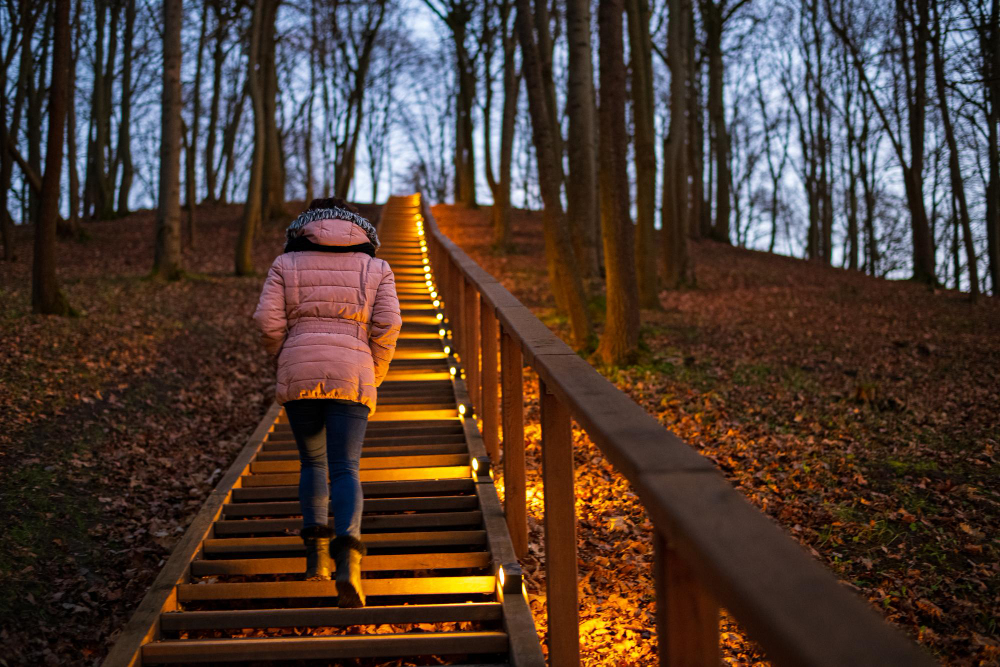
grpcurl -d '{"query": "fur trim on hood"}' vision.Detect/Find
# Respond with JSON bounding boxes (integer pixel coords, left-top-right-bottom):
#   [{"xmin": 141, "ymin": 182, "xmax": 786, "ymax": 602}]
[{"xmin": 285, "ymin": 207, "xmax": 380, "ymax": 249}]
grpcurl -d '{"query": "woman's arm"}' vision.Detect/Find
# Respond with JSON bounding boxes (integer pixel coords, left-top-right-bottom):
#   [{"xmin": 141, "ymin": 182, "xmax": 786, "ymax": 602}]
[
  {"xmin": 252, "ymin": 257, "xmax": 288, "ymax": 359},
  {"xmin": 368, "ymin": 263, "xmax": 402, "ymax": 387}
]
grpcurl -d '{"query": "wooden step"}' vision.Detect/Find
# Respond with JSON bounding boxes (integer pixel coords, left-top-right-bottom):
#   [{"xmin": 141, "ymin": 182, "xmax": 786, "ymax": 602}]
[
  {"xmin": 202, "ymin": 530, "xmax": 489, "ymax": 556},
  {"xmin": 190, "ymin": 551, "xmax": 490, "ymax": 576},
  {"xmin": 231, "ymin": 478, "xmax": 476, "ymax": 502},
  {"xmin": 255, "ymin": 443, "xmax": 468, "ymax": 461},
  {"xmin": 142, "ymin": 631, "xmax": 508, "ymax": 663},
  {"xmin": 249, "ymin": 453, "xmax": 468, "ymax": 473},
  {"xmin": 212, "ymin": 511, "xmax": 484, "ymax": 535},
  {"xmin": 159, "ymin": 602, "xmax": 502, "ymax": 631},
  {"xmin": 177, "ymin": 576, "xmax": 498, "ymax": 601},
  {"xmin": 223, "ymin": 495, "xmax": 479, "ymax": 517},
  {"xmin": 240, "ymin": 465, "xmax": 471, "ymax": 486}
]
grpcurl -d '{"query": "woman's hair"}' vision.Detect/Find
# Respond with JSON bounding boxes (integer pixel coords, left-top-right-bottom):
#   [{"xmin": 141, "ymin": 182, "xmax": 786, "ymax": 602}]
[{"xmin": 307, "ymin": 197, "xmax": 359, "ymax": 214}]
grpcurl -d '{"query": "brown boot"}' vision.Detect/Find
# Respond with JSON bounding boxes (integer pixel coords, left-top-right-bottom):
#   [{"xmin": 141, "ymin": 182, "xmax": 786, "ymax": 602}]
[
  {"xmin": 331, "ymin": 535, "xmax": 366, "ymax": 607},
  {"xmin": 301, "ymin": 525, "xmax": 334, "ymax": 581}
]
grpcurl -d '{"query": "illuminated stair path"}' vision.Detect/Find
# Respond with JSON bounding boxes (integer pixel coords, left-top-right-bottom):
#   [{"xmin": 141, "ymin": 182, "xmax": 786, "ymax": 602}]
[{"xmin": 103, "ymin": 195, "xmax": 544, "ymax": 666}]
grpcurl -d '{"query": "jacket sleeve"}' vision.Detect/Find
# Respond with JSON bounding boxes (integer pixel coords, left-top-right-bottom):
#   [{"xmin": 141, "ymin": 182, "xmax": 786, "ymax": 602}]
[
  {"xmin": 252, "ymin": 257, "xmax": 288, "ymax": 358},
  {"xmin": 369, "ymin": 262, "xmax": 402, "ymax": 387}
]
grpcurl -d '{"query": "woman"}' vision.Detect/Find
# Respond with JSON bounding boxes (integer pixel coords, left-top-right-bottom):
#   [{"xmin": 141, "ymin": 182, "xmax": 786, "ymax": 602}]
[{"xmin": 253, "ymin": 198, "xmax": 401, "ymax": 608}]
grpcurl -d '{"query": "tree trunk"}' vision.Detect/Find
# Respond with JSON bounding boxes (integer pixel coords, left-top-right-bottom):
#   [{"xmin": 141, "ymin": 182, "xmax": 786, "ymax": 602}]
[
  {"xmin": 484, "ymin": 0, "xmax": 519, "ymax": 251},
  {"xmin": 514, "ymin": 0, "xmax": 593, "ymax": 349},
  {"xmin": 117, "ymin": 0, "xmax": 136, "ymax": 216},
  {"xmin": 0, "ymin": 4, "xmax": 37, "ymax": 259},
  {"xmin": 60, "ymin": 0, "xmax": 84, "ymax": 239},
  {"xmin": 565, "ymin": 0, "xmax": 600, "ymax": 277},
  {"xmin": 205, "ymin": 0, "xmax": 226, "ymax": 203},
  {"xmin": 703, "ymin": 1, "xmax": 731, "ymax": 244},
  {"xmin": 984, "ymin": 0, "xmax": 1000, "ymax": 293},
  {"xmin": 33, "ymin": 0, "xmax": 72, "ymax": 315},
  {"xmin": 931, "ymin": 3, "xmax": 978, "ymax": 296},
  {"xmin": 261, "ymin": 0, "xmax": 285, "ymax": 220},
  {"xmin": 153, "ymin": 0, "xmax": 184, "ymax": 280},
  {"xmin": 238, "ymin": 0, "xmax": 267, "ymax": 276},
  {"xmin": 185, "ymin": 1, "xmax": 209, "ymax": 249},
  {"xmin": 597, "ymin": 0, "xmax": 640, "ymax": 364},
  {"xmin": 26, "ymin": 4, "xmax": 51, "ymax": 226},
  {"xmin": 219, "ymin": 81, "xmax": 248, "ymax": 206},
  {"xmin": 663, "ymin": 0, "xmax": 694, "ymax": 288},
  {"xmin": 625, "ymin": 0, "xmax": 659, "ymax": 306}
]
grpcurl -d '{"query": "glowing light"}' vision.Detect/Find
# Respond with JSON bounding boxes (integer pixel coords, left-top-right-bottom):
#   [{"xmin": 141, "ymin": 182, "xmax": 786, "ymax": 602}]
[
  {"xmin": 498, "ymin": 565, "xmax": 505, "ymax": 587},
  {"xmin": 471, "ymin": 455, "xmax": 478, "ymax": 471},
  {"xmin": 433, "ymin": 299, "xmax": 440, "ymax": 307},
  {"xmin": 443, "ymin": 345, "xmax": 451, "ymax": 354},
  {"xmin": 449, "ymin": 366, "xmax": 457, "ymax": 376},
  {"xmin": 436, "ymin": 313, "xmax": 444, "ymax": 321},
  {"xmin": 425, "ymin": 272, "xmax": 432, "ymax": 280},
  {"xmin": 439, "ymin": 328, "xmax": 446, "ymax": 337},
  {"xmin": 458, "ymin": 404, "xmax": 467, "ymax": 416},
  {"xmin": 426, "ymin": 280, "xmax": 433, "ymax": 287},
  {"xmin": 430, "ymin": 291, "xmax": 438, "ymax": 298}
]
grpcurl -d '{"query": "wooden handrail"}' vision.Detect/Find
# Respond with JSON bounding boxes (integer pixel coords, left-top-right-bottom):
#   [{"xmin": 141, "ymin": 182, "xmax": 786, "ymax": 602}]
[{"xmin": 416, "ymin": 195, "xmax": 935, "ymax": 667}]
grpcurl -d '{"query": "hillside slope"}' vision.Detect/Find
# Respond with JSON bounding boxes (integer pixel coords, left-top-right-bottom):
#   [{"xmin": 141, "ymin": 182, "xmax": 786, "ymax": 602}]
[{"xmin": 433, "ymin": 203, "xmax": 1000, "ymax": 665}]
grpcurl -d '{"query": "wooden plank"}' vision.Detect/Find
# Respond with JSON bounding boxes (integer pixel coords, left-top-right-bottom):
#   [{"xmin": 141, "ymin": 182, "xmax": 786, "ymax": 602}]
[
  {"xmin": 480, "ymin": 293, "xmax": 500, "ymax": 461},
  {"xmin": 249, "ymin": 453, "xmax": 468, "ymax": 473},
  {"xmin": 202, "ymin": 530, "xmax": 489, "ymax": 556},
  {"xmin": 231, "ymin": 478, "xmax": 476, "ymax": 502},
  {"xmin": 531, "ymin": 352, "xmax": 714, "ymax": 491},
  {"xmin": 223, "ymin": 495, "xmax": 479, "ymax": 517},
  {"xmin": 190, "ymin": 551, "xmax": 491, "ymax": 576},
  {"xmin": 255, "ymin": 442, "xmax": 468, "ymax": 460},
  {"xmin": 240, "ymin": 465, "xmax": 472, "ymax": 487},
  {"xmin": 159, "ymin": 602, "xmax": 503, "ymax": 631},
  {"xmin": 142, "ymin": 632, "xmax": 508, "ymax": 663},
  {"xmin": 540, "ymin": 379, "xmax": 580, "ymax": 667},
  {"xmin": 102, "ymin": 403, "xmax": 282, "ymax": 667},
  {"xmin": 463, "ymin": 277, "xmax": 481, "ymax": 412},
  {"xmin": 654, "ymin": 529, "xmax": 719, "ymax": 666},
  {"xmin": 177, "ymin": 576, "xmax": 498, "ymax": 601},
  {"xmin": 637, "ymin": 471, "xmax": 935, "ymax": 667},
  {"xmin": 212, "ymin": 511, "xmax": 484, "ymax": 535},
  {"xmin": 501, "ymin": 328, "xmax": 528, "ymax": 560}
]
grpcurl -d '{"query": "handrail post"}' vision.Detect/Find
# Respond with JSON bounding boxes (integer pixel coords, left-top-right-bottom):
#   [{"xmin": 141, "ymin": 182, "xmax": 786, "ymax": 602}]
[
  {"xmin": 480, "ymin": 295, "xmax": 500, "ymax": 461},
  {"xmin": 501, "ymin": 327, "xmax": 527, "ymax": 559},
  {"xmin": 452, "ymin": 263, "xmax": 464, "ymax": 357},
  {"xmin": 540, "ymin": 378, "xmax": 580, "ymax": 667},
  {"xmin": 654, "ymin": 529, "xmax": 719, "ymax": 666},
  {"xmin": 464, "ymin": 279, "xmax": 481, "ymax": 412}
]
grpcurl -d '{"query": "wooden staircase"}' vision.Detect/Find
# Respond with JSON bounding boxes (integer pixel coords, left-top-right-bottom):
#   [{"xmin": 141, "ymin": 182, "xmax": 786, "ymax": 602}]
[{"xmin": 104, "ymin": 195, "xmax": 544, "ymax": 666}]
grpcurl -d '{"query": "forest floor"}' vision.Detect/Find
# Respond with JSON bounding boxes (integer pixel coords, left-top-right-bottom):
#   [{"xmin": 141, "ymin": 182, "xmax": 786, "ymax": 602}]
[
  {"xmin": 432, "ymin": 204, "xmax": 1000, "ymax": 666},
  {"xmin": 1, "ymin": 201, "xmax": 996, "ymax": 665},
  {"xmin": 0, "ymin": 201, "xmax": 378, "ymax": 666}
]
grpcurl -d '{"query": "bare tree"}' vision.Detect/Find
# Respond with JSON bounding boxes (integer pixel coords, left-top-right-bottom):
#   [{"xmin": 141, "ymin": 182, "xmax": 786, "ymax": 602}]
[
  {"xmin": 237, "ymin": 0, "xmax": 267, "ymax": 276},
  {"xmin": 33, "ymin": 0, "xmax": 72, "ymax": 315},
  {"xmin": 626, "ymin": 0, "xmax": 660, "ymax": 306},
  {"xmin": 514, "ymin": 0, "xmax": 593, "ymax": 349},
  {"xmin": 662, "ymin": 0, "xmax": 696, "ymax": 287},
  {"xmin": 482, "ymin": 0, "xmax": 520, "ymax": 250},
  {"xmin": 598, "ymin": 0, "xmax": 640, "ymax": 364},
  {"xmin": 153, "ymin": 0, "xmax": 184, "ymax": 280},
  {"xmin": 828, "ymin": 0, "xmax": 936, "ymax": 284},
  {"xmin": 931, "ymin": 0, "xmax": 978, "ymax": 296},
  {"xmin": 565, "ymin": 0, "xmax": 600, "ymax": 275},
  {"xmin": 423, "ymin": 0, "xmax": 478, "ymax": 207}
]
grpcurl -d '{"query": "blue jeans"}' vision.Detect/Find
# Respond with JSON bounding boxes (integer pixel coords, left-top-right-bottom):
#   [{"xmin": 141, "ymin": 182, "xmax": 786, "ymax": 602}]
[{"xmin": 283, "ymin": 398, "xmax": 369, "ymax": 539}]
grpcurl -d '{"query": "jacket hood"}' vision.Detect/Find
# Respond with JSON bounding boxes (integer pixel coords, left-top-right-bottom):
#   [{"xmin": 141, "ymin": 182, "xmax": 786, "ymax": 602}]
[{"xmin": 285, "ymin": 207, "xmax": 380, "ymax": 249}]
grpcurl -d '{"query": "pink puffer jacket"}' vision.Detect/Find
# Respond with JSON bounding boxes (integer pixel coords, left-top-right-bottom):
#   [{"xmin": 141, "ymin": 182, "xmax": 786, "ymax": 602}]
[{"xmin": 252, "ymin": 215, "xmax": 401, "ymax": 414}]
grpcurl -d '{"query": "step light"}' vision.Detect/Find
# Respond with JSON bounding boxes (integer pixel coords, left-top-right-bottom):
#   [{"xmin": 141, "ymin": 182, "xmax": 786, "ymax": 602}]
[
  {"xmin": 498, "ymin": 563, "xmax": 523, "ymax": 594},
  {"xmin": 471, "ymin": 455, "xmax": 492, "ymax": 482}
]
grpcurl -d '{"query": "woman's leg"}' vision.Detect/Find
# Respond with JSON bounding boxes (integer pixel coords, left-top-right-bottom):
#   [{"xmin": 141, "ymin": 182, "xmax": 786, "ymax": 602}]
[
  {"xmin": 283, "ymin": 399, "xmax": 329, "ymax": 529},
  {"xmin": 323, "ymin": 400, "xmax": 369, "ymax": 539}
]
